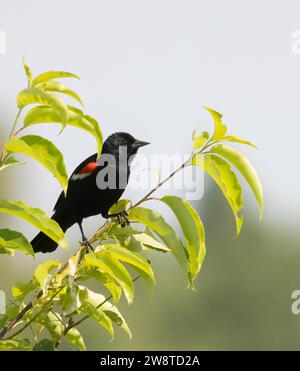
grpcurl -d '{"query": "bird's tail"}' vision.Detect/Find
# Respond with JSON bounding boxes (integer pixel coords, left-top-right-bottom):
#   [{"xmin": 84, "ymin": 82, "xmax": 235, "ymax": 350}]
[{"xmin": 31, "ymin": 212, "xmax": 74, "ymax": 253}]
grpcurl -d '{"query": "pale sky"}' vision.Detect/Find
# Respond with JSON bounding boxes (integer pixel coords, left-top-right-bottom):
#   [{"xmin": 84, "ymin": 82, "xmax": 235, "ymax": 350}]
[{"xmin": 0, "ymin": 0, "xmax": 299, "ymax": 232}]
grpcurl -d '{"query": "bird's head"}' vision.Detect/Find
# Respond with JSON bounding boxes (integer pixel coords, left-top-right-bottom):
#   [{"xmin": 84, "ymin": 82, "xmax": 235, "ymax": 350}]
[{"xmin": 102, "ymin": 132, "xmax": 150, "ymax": 157}]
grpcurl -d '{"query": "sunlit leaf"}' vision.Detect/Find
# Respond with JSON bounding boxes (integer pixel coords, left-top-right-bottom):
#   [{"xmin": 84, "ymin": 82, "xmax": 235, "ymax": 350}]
[
  {"xmin": 133, "ymin": 232, "xmax": 171, "ymax": 252},
  {"xmin": 31, "ymin": 71, "xmax": 79, "ymax": 86},
  {"xmin": 22, "ymin": 57, "xmax": 32, "ymax": 86},
  {"xmin": 0, "ymin": 228, "xmax": 34, "ymax": 256},
  {"xmin": 128, "ymin": 207, "xmax": 188, "ymax": 272},
  {"xmin": 79, "ymin": 287, "xmax": 114, "ymax": 336},
  {"xmin": 0, "ymin": 199, "xmax": 68, "ymax": 250},
  {"xmin": 222, "ymin": 135, "xmax": 258, "ymax": 149},
  {"xmin": 192, "ymin": 130, "xmax": 210, "ymax": 151},
  {"xmin": 17, "ymin": 87, "xmax": 69, "ymax": 132},
  {"xmin": 193, "ymin": 153, "xmax": 244, "ymax": 235},
  {"xmin": 23, "ymin": 105, "xmax": 102, "ymax": 156},
  {"xmin": 62, "ymin": 276, "xmax": 81, "ymax": 315},
  {"xmin": 0, "ymin": 156, "xmax": 25, "ymax": 172},
  {"xmin": 34, "ymin": 260, "xmax": 61, "ymax": 292},
  {"xmin": 35, "ymin": 80, "xmax": 83, "ymax": 106},
  {"xmin": 38, "ymin": 311, "xmax": 64, "ymax": 341},
  {"xmin": 12, "ymin": 281, "xmax": 37, "ymax": 301},
  {"xmin": 79, "ymin": 287, "xmax": 131, "ymax": 338},
  {"xmin": 83, "ymin": 114, "xmax": 103, "ymax": 158},
  {"xmin": 6, "ymin": 135, "xmax": 68, "ymax": 194},
  {"xmin": 98, "ymin": 253, "xmax": 134, "ymax": 306},
  {"xmin": 66, "ymin": 327, "xmax": 86, "ymax": 351},
  {"xmin": 0, "ymin": 339, "xmax": 31, "ymax": 350},
  {"xmin": 108, "ymin": 199, "xmax": 131, "ymax": 214},
  {"xmin": 203, "ymin": 106, "xmax": 227, "ymax": 140},
  {"xmin": 98, "ymin": 244, "xmax": 155, "ymax": 282},
  {"xmin": 80, "ymin": 256, "xmax": 122, "ymax": 303},
  {"xmin": 210, "ymin": 144, "xmax": 263, "ymax": 219},
  {"xmin": 160, "ymin": 195, "xmax": 206, "ymax": 288}
]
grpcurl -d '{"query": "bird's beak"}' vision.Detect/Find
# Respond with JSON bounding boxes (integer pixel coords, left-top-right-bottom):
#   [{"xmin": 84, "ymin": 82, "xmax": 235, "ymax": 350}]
[{"xmin": 133, "ymin": 139, "xmax": 150, "ymax": 149}]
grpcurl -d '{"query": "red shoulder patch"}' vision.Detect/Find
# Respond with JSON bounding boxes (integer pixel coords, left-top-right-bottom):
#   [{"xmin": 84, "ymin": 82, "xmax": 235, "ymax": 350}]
[{"xmin": 78, "ymin": 161, "xmax": 97, "ymax": 174}]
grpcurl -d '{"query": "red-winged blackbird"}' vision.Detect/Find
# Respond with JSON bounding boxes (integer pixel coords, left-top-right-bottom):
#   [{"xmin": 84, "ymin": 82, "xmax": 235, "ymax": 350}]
[{"xmin": 31, "ymin": 132, "xmax": 149, "ymax": 253}]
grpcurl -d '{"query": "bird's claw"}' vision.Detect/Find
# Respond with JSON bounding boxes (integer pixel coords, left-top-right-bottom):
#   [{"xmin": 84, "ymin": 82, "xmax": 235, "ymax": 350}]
[
  {"xmin": 116, "ymin": 211, "xmax": 130, "ymax": 227},
  {"xmin": 81, "ymin": 238, "xmax": 94, "ymax": 252}
]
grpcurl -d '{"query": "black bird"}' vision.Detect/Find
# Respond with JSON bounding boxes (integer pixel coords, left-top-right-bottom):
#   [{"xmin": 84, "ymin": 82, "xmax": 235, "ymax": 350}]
[{"xmin": 31, "ymin": 132, "xmax": 149, "ymax": 253}]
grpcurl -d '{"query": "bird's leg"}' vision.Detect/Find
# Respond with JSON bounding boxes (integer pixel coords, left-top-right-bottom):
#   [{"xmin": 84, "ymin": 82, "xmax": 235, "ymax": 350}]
[
  {"xmin": 78, "ymin": 221, "xmax": 94, "ymax": 251},
  {"xmin": 103, "ymin": 211, "xmax": 130, "ymax": 227}
]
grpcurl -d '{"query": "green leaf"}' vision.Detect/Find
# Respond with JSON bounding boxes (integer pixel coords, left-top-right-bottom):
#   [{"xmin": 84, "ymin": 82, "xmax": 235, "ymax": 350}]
[
  {"xmin": 34, "ymin": 260, "xmax": 61, "ymax": 292},
  {"xmin": 83, "ymin": 114, "xmax": 103, "ymax": 158},
  {"xmin": 17, "ymin": 87, "xmax": 69, "ymax": 132},
  {"xmin": 12, "ymin": 281, "xmax": 37, "ymax": 301},
  {"xmin": 62, "ymin": 277, "xmax": 81, "ymax": 315},
  {"xmin": 79, "ymin": 287, "xmax": 131, "ymax": 338},
  {"xmin": 0, "ymin": 199, "xmax": 68, "ymax": 250},
  {"xmin": 160, "ymin": 196, "xmax": 206, "ymax": 288},
  {"xmin": 80, "ymin": 260, "xmax": 122, "ymax": 304},
  {"xmin": 0, "ymin": 228, "xmax": 34, "ymax": 256},
  {"xmin": 33, "ymin": 339, "xmax": 55, "ymax": 351},
  {"xmin": 203, "ymin": 106, "xmax": 227, "ymax": 140},
  {"xmin": 210, "ymin": 144, "xmax": 263, "ymax": 220},
  {"xmin": 99, "ymin": 253, "xmax": 134, "ymax": 306},
  {"xmin": 38, "ymin": 311, "xmax": 64, "ymax": 341},
  {"xmin": 35, "ymin": 80, "xmax": 83, "ymax": 106},
  {"xmin": 23, "ymin": 105, "xmax": 103, "ymax": 156},
  {"xmin": 0, "ymin": 339, "xmax": 31, "ymax": 350},
  {"xmin": 133, "ymin": 232, "xmax": 171, "ymax": 252},
  {"xmin": 79, "ymin": 287, "xmax": 114, "ymax": 336},
  {"xmin": 192, "ymin": 130, "xmax": 210, "ymax": 151},
  {"xmin": 128, "ymin": 207, "xmax": 188, "ymax": 272},
  {"xmin": 66, "ymin": 327, "xmax": 86, "ymax": 351},
  {"xmin": 193, "ymin": 153, "xmax": 244, "ymax": 235},
  {"xmin": 31, "ymin": 71, "xmax": 79, "ymax": 86},
  {"xmin": 6, "ymin": 135, "xmax": 68, "ymax": 194},
  {"xmin": 22, "ymin": 57, "xmax": 32, "ymax": 86},
  {"xmin": 0, "ymin": 156, "xmax": 25, "ymax": 172},
  {"xmin": 0, "ymin": 304, "xmax": 21, "ymax": 329},
  {"xmin": 222, "ymin": 135, "xmax": 258, "ymax": 149},
  {"xmin": 99, "ymin": 244, "xmax": 155, "ymax": 282}
]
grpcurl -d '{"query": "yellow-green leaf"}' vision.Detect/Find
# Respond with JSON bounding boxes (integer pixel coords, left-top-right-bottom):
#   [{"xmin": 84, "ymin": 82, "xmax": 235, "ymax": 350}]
[
  {"xmin": 193, "ymin": 153, "xmax": 244, "ymax": 235},
  {"xmin": 0, "ymin": 156, "xmax": 24, "ymax": 172},
  {"xmin": 6, "ymin": 135, "xmax": 68, "ymax": 194},
  {"xmin": 34, "ymin": 260, "xmax": 61, "ymax": 292},
  {"xmin": 12, "ymin": 281, "xmax": 37, "ymax": 300},
  {"xmin": 65, "ymin": 328, "xmax": 86, "ymax": 351},
  {"xmin": 35, "ymin": 80, "xmax": 83, "ymax": 106},
  {"xmin": 79, "ymin": 287, "xmax": 131, "ymax": 338},
  {"xmin": 99, "ymin": 253, "xmax": 134, "ymax": 306},
  {"xmin": 83, "ymin": 114, "xmax": 103, "ymax": 158},
  {"xmin": 22, "ymin": 57, "xmax": 32, "ymax": 86},
  {"xmin": 133, "ymin": 232, "xmax": 171, "ymax": 252},
  {"xmin": 222, "ymin": 135, "xmax": 258, "ymax": 149},
  {"xmin": 210, "ymin": 144, "xmax": 263, "ymax": 220},
  {"xmin": 0, "ymin": 199, "xmax": 68, "ymax": 250},
  {"xmin": 31, "ymin": 71, "xmax": 79, "ymax": 86},
  {"xmin": 23, "ymin": 106, "xmax": 102, "ymax": 156},
  {"xmin": 0, "ymin": 228, "xmax": 34, "ymax": 256},
  {"xmin": 192, "ymin": 130, "xmax": 210, "ymax": 151},
  {"xmin": 128, "ymin": 207, "xmax": 188, "ymax": 272},
  {"xmin": 203, "ymin": 106, "xmax": 227, "ymax": 140},
  {"xmin": 17, "ymin": 87, "xmax": 68, "ymax": 132},
  {"xmin": 99, "ymin": 244, "xmax": 155, "ymax": 282},
  {"xmin": 160, "ymin": 196, "xmax": 206, "ymax": 288}
]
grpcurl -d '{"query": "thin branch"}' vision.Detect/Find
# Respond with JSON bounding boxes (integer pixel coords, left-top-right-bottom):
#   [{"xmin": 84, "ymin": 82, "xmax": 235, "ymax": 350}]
[
  {"xmin": 54, "ymin": 276, "xmax": 141, "ymax": 350},
  {"xmin": 2, "ymin": 287, "xmax": 64, "ymax": 341},
  {"xmin": 0, "ymin": 143, "xmax": 211, "ymax": 341}
]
